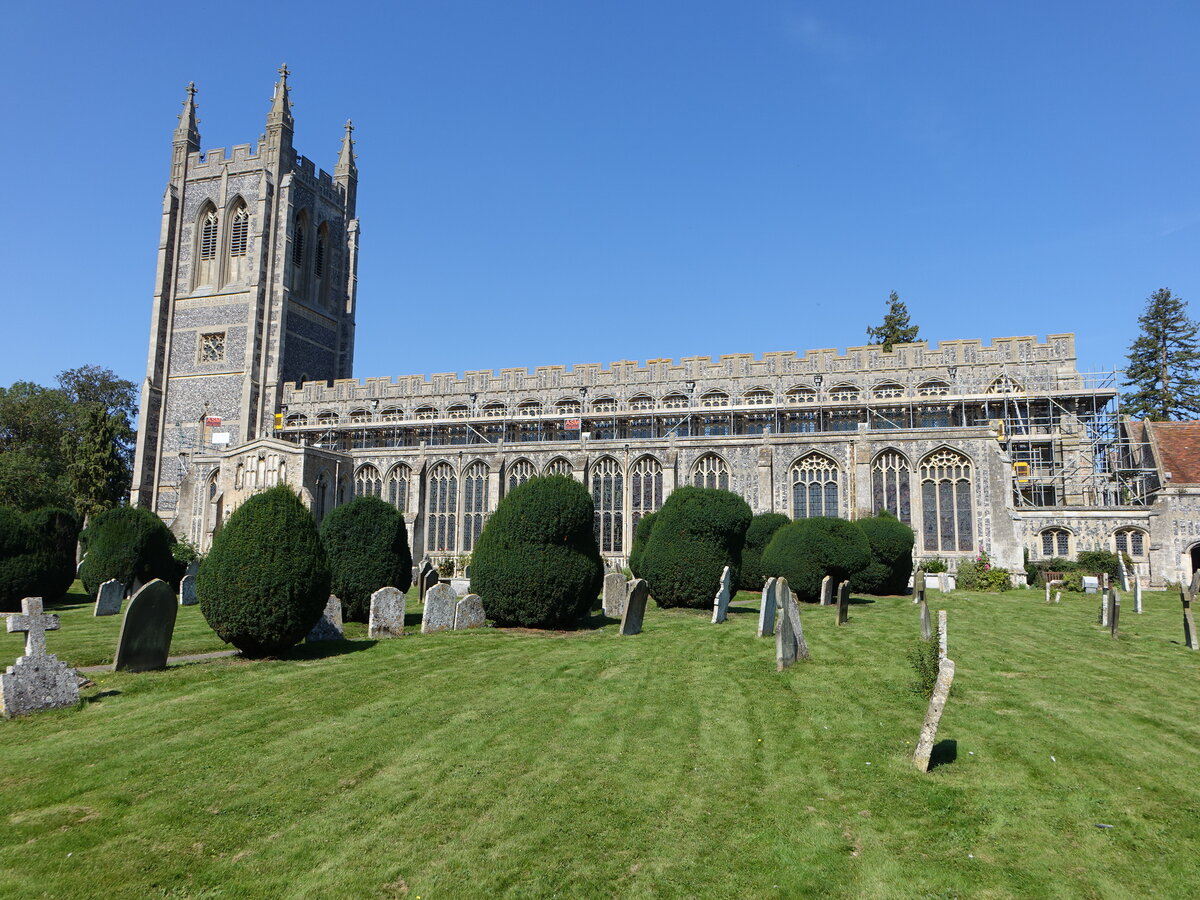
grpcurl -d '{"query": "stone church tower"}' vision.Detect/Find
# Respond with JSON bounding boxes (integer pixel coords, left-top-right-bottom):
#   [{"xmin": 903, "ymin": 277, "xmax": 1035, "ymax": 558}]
[{"xmin": 131, "ymin": 67, "xmax": 359, "ymax": 518}]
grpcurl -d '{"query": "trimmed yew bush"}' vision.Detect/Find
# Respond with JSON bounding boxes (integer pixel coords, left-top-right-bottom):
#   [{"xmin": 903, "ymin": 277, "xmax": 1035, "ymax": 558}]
[
  {"xmin": 79, "ymin": 506, "xmax": 176, "ymax": 597},
  {"xmin": 738, "ymin": 512, "xmax": 790, "ymax": 591},
  {"xmin": 640, "ymin": 486, "xmax": 752, "ymax": 609},
  {"xmin": 197, "ymin": 485, "xmax": 330, "ymax": 657},
  {"xmin": 0, "ymin": 508, "xmax": 40, "ymax": 611},
  {"xmin": 761, "ymin": 517, "xmax": 871, "ymax": 602},
  {"xmin": 320, "ymin": 496, "xmax": 412, "ymax": 622},
  {"xmin": 849, "ymin": 511, "xmax": 915, "ymax": 596},
  {"xmin": 25, "ymin": 507, "xmax": 81, "ymax": 602},
  {"xmin": 628, "ymin": 511, "xmax": 658, "ymax": 579},
  {"xmin": 471, "ymin": 475, "xmax": 603, "ymax": 628}
]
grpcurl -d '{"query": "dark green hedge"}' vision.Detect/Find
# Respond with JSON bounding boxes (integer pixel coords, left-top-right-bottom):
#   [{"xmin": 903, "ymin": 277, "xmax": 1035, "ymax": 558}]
[
  {"xmin": 738, "ymin": 512, "xmax": 790, "ymax": 591},
  {"xmin": 471, "ymin": 475, "xmax": 603, "ymax": 628},
  {"xmin": 849, "ymin": 511, "xmax": 915, "ymax": 596},
  {"xmin": 197, "ymin": 485, "xmax": 331, "ymax": 657},
  {"xmin": 320, "ymin": 496, "xmax": 412, "ymax": 622},
  {"xmin": 640, "ymin": 486, "xmax": 752, "ymax": 609},
  {"xmin": 628, "ymin": 511, "xmax": 658, "ymax": 579},
  {"xmin": 79, "ymin": 506, "xmax": 176, "ymax": 598},
  {"xmin": 0, "ymin": 507, "xmax": 81, "ymax": 610},
  {"xmin": 761, "ymin": 517, "xmax": 871, "ymax": 602},
  {"xmin": 0, "ymin": 508, "xmax": 39, "ymax": 611}
]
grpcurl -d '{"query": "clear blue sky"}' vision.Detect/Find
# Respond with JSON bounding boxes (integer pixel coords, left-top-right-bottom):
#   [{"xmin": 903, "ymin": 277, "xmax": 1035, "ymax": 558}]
[{"xmin": 2, "ymin": 1, "xmax": 1197, "ymax": 392}]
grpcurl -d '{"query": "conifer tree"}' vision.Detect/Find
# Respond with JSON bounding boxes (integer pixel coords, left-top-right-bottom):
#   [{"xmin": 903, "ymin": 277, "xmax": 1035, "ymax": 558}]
[
  {"xmin": 1122, "ymin": 288, "xmax": 1200, "ymax": 421},
  {"xmin": 65, "ymin": 406, "xmax": 127, "ymax": 524},
  {"xmin": 866, "ymin": 291, "xmax": 920, "ymax": 351}
]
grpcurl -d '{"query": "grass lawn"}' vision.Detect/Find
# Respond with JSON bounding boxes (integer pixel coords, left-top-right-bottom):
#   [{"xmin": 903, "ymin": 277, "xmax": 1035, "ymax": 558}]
[{"xmin": 2, "ymin": 584, "xmax": 1199, "ymax": 898}]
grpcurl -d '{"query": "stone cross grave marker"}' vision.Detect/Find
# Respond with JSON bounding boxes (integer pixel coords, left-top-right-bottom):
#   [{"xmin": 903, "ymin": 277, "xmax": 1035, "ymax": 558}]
[
  {"xmin": 113, "ymin": 579, "xmax": 178, "ymax": 673},
  {"xmin": 307, "ymin": 595, "xmax": 344, "ymax": 642},
  {"xmin": 369, "ymin": 586, "xmax": 406, "ymax": 639},
  {"xmin": 920, "ymin": 598, "xmax": 932, "ymax": 641},
  {"xmin": 777, "ymin": 577, "xmax": 808, "ymax": 662},
  {"xmin": 422, "ymin": 583, "xmax": 457, "ymax": 634},
  {"xmin": 711, "ymin": 566, "xmax": 733, "ymax": 624},
  {"xmin": 938, "ymin": 610, "xmax": 948, "ymax": 660},
  {"xmin": 913, "ymin": 656, "xmax": 956, "ymax": 772},
  {"xmin": 1134, "ymin": 578, "xmax": 1143, "ymax": 614},
  {"xmin": 1181, "ymin": 572, "xmax": 1200, "ymax": 651},
  {"xmin": 821, "ymin": 575, "xmax": 834, "ymax": 607},
  {"xmin": 179, "ymin": 574, "xmax": 198, "ymax": 607},
  {"xmin": 836, "ymin": 580, "xmax": 850, "ymax": 626},
  {"xmin": 757, "ymin": 577, "xmax": 777, "ymax": 638},
  {"xmin": 94, "ymin": 579, "xmax": 124, "ymax": 617},
  {"xmin": 454, "ymin": 594, "xmax": 486, "ymax": 630},
  {"xmin": 620, "ymin": 579, "xmax": 650, "ymax": 635},
  {"xmin": 603, "ymin": 572, "xmax": 626, "ymax": 618},
  {"xmin": 1108, "ymin": 588, "xmax": 1121, "ymax": 639},
  {"xmin": 2, "ymin": 597, "xmax": 80, "ymax": 718}
]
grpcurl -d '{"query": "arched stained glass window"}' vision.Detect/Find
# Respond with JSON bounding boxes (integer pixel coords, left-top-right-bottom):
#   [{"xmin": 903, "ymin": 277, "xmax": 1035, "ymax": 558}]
[
  {"xmin": 919, "ymin": 449, "xmax": 974, "ymax": 552},
  {"xmin": 462, "ymin": 461, "xmax": 488, "ymax": 552},
  {"xmin": 692, "ymin": 454, "xmax": 729, "ymax": 490},
  {"xmin": 630, "ymin": 456, "xmax": 663, "ymax": 530},
  {"xmin": 427, "ymin": 462, "xmax": 457, "ymax": 552},
  {"xmin": 386, "ymin": 464, "xmax": 410, "ymax": 512},
  {"xmin": 354, "ymin": 464, "xmax": 382, "ymax": 499},
  {"xmin": 872, "ymin": 451, "xmax": 911, "ymax": 523},
  {"xmin": 507, "ymin": 459, "xmax": 535, "ymax": 491},
  {"xmin": 591, "ymin": 457, "xmax": 623, "ymax": 553},
  {"xmin": 544, "ymin": 458, "xmax": 572, "ymax": 477},
  {"xmin": 791, "ymin": 454, "xmax": 839, "ymax": 519}
]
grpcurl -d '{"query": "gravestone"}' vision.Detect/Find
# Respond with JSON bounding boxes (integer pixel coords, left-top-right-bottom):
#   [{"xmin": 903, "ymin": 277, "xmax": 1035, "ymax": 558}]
[
  {"xmin": 937, "ymin": 573, "xmax": 950, "ymax": 593},
  {"xmin": 911, "ymin": 579, "xmax": 921, "ymax": 605},
  {"xmin": 775, "ymin": 590, "xmax": 798, "ymax": 670},
  {"xmin": 76, "ymin": 553, "xmax": 87, "ymax": 578},
  {"xmin": 1134, "ymin": 578, "xmax": 1143, "ymax": 614},
  {"xmin": 453, "ymin": 594, "xmax": 486, "ymax": 630},
  {"xmin": 94, "ymin": 579, "xmax": 124, "ymax": 617},
  {"xmin": 417, "ymin": 560, "xmax": 436, "ymax": 602},
  {"xmin": 1045, "ymin": 579, "xmax": 1063, "ymax": 604},
  {"xmin": 938, "ymin": 610, "xmax": 948, "ymax": 660},
  {"xmin": 821, "ymin": 575, "xmax": 834, "ymax": 607},
  {"xmin": 179, "ymin": 574, "xmax": 198, "ymax": 607},
  {"xmin": 920, "ymin": 598, "xmax": 932, "ymax": 640},
  {"xmin": 185, "ymin": 559, "xmax": 200, "ymax": 580},
  {"xmin": 463, "ymin": 564, "xmax": 471, "ymax": 579},
  {"xmin": 1083, "ymin": 575, "xmax": 1100, "ymax": 595},
  {"xmin": 368, "ymin": 586, "xmax": 406, "ymax": 639},
  {"xmin": 711, "ymin": 566, "xmax": 733, "ymax": 624},
  {"xmin": 603, "ymin": 572, "xmax": 627, "ymax": 618},
  {"xmin": 422, "ymin": 567, "xmax": 440, "ymax": 598},
  {"xmin": 1099, "ymin": 594, "xmax": 1109, "ymax": 627},
  {"xmin": 1108, "ymin": 588, "xmax": 1120, "ymax": 638},
  {"xmin": 113, "ymin": 579, "xmax": 178, "ymax": 673},
  {"xmin": 913, "ymin": 657, "xmax": 956, "ymax": 772},
  {"xmin": 776, "ymin": 577, "xmax": 808, "ymax": 661},
  {"xmin": 1, "ymin": 597, "xmax": 80, "ymax": 718},
  {"xmin": 1118, "ymin": 553, "xmax": 1130, "ymax": 591},
  {"xmin": 620, "ymin": 579, "xmax": 650, "ymax": 636},
  {"xmin": 757, "ymin": 577, "xmax": 777, "ymax": 638},
  {"xmin": 307, "ymin": 595, "xmax": 344, "ymax": 642},
  {"xmin": 448, "ymin": 577, "xmax": 471, "ymax": 598},
  {"xmin": 836, "ymin": 581, "xmax": 850, "ymax": 626},
  {"xmin": 1054, "ymin": 591, "xmax": 1062, "ymax": 604},
  {"xmin": 1181, "ymin": 574, "xmax": 1199, "ymax": 651},
  {"xmin": 422, "ymin": 583, "xmax": 457, "ymax": 634}
]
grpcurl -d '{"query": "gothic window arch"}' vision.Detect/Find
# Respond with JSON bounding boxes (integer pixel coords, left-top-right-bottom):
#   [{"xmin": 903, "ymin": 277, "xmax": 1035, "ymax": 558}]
[
  {"xmin": 692, "ymin": 454, "xmax": 729, "ymax": 490},
  {"xmin": 354, "ymin": 464, "xmax": 382, "ymax": 498},
  {"xmin": 917, "ymin": 380, "xmax": 950, "ymax": 397},
  {"xmin": 661, "ymin": 393, "xmax": 688, "ymax": 409},
  {"xmin": 427, "ymin": 462, "xmax": 457, "ymax": 553},
  {"xmin": 919, "ymin": 448, "xmax": 974, "ymax": 552},
  {"xmin": 743, "ymin": 389, "xmax": 773, "ymax": 406},
  {"xmin": 629, "ymin": 394, "xmax": 655, "ymax": 411},
  {"xmin": 1114, "ymin": 527, "xmax": 1147, "ymax": 559},
  {"xmin": 317, "ymin": 411, "xmax": 339, "ymax": 426},
  {"xmin": 786, "ymin": 386, "xmax": 817, "ymax": 404},
  {"xmin": 448, "ymin": 404, "xmax": 469, "ymax": 419},
  {"xmin": 630, "ymin": 456, "xmax": 663, "ymax": 530},
  {"xmin": 483, "ymin": 402, "xmax": 506, "ymax": 418},
  {"xmin": 591, "ymin": 397, "xmax": 617, "ymax": 413},
  {"xmin": 226, "ymin": 200, "xmax": 250, "ymax": 284},
  {"xmin": 285, "ymin": 413, "xmax": 308, "ymax": 427},
  {"xmin": 291, "ymin": 210, "xmax": 309, "ymax": 267},
  {"xmin": 700, "ymin": 391, "xmax": 729, "ymax": 408},
  {"xmin": 462, "ymin": 461, "xmax": 489, "ymax": 552},
  {"xmin": 314, "ymin": 221, "xmax": 330, "ymax": 306},
  {"xmin": 386, "ymin": 464, "xmax": 410, "ymax": 511},
  {"xmin": 592, "ymin": 457, "xmax": 624, "ymax": 553},
  {"xmin": 415, "ymin": 406, "xmax": 438, "ymax": 420},
  {"xmin": 1041, "ymin": 527, "xmax": 1071, "ymax": 557},
  {"xmin": 381, "ymin": 407, "xmax": 403, "ymax": 423},
  {"xmin": 987, "ymin": 374, "xmax": 1022, "ymax": 394},
  {"xmin": 518, "ymin": 400, "xmax": 543, "ymax": 417},
  {"xmin": 791, "ymin": 453, "xmax": 839, "ymax": 519},
  {"xmin": 871, "ymin": 450, "xmax": 911, "ymax": 523},
  {"xmin": 349, "ymin": 409, "xmax": 371, "ymax": 424},
  {"xmin": 556, "ymin": 398, "xmax": 581, "ymax": 415},
  {"xmin": 829, "ymin": 383, "xmax": 860, "ymax": 402},
  {"xmin": 544, "ymin": 457, "xmax": 572, "ymax": 477},
  {"xmin": 195, "ymin": 204, "xmax": 219, "ymax": 288},
  {"xmin": 872, "ymin": 382, "xmax": 905, "ymax": 400},
  {"xmin": 508, "ymin": 459, "xmax": 535, "ymax": 491}
]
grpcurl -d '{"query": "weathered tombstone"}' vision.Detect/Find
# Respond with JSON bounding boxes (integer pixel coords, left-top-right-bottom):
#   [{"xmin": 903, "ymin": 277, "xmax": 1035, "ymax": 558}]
[
  {"xmin": 179, "ymin": 574, "xmax": 198, "ymax": 607},
  {"xmin": 920, "ymin": 599, "xmax": 932, "ymax": 641},
  {"xmin": 1099, "ymin": 594, "xmax": 1109, "ymax": 627},
  {"xmin": 711, "ymin": 565, "xmax": 733, "ymax": 624},
  {"xmin": 913, "ymin": 657, "xmax": 956, "ymax": 772},
  {"xmin": 757, "ymin": 577, "xmax": 778, "ymax": 638},
  {"xmin": 422, "ymin": 583, "xmax": 457, "ymax": 634},
  {"xmin": 368, "ymin": 586, "xmax": 406, "ymax": 639},
  {"xmin": 1134, "ymin": 578, "xmax": 1143, "ymax": 614},
  {"xmin": 1083, "ymin": 575, "xmax": 1099, "ymax": 595},
  {"xmin": 113, "ymin": 579, "xmax": 178, "ymax": 673},
  {"xmin": 937, "ymin": 572, "xmax": 950, "ymax": 593},
  {"xmin": 775, "ymin": 589, "xmax": 798, "ymax": 670},
  {"xmin": 1, "ymin": 597, "xmax": 80, "ymax": 718},
  {"xmin": 1044, "ymin": 579, "xmax": 1063, "ymax": 604},
  {"xmin": 307, "ymin": 595, "xmax": 344, "ymax": 642},
  {"xmin": 911, "ymin": 579, "xmax": 921, "ymax": 605},
  {"xmin": 821, "ymin": 575, "xmax": 834, "ymax": 607},
  {"xmin": 94, "ymin": 578, "xmax": 124, "ymax": 617},
  {"xmin": 620, "ymin": 579, "xmax": 649, "ymax": 636},
  {"xmin": 603, "ymin": 572, "xmax": 627, "ymax": 618},
  {"xmin": 185, "ymin": 559, "xmax": 200, "ymax": 580},
  {"xmin": 422, "ymin": 567, "xmax": 440, "ymax": 597},
  {"xmin": 776, "ymin": 577, "xmax": 808, "ymax": 661},
  {"xmin": 836, "ymin": 580, "xmax": 850, "ymax": 626},
  {"xmin": 937, "ymin": 610, "xmax": 948, "ymax": 660},
  {"xmin": 463, "ymin": 564, "xmax": 472, "ymax": 579},
  {"xmin": 1118, "ymin": 553, "xmax": 1130, "ymax": 591},
  {"xmin": 1108, "ymin": 588, "xmax": 1121, "ymax": 638},
  {"xmin": 1181, "ymin": 574, "xmax": 1199, "ymax": 651},
  {"xmin": 448, "ymin": 577, "xmax": 471, "ymax": 598},
  {"xmin": 453, "ymin": 594, "xmax": 486, "ymax": 630},
  {"xmin": 417, "ymin": 560, "xmax": 435, "ymax": 602}
]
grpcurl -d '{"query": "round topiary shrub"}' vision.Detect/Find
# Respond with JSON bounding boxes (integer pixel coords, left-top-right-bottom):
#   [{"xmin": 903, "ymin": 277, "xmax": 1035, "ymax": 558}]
[
  {"xmin": 197, "ymin": 484, "xmax": 331, "ymax": 657},
  {"xmin": 79, "ymin": 506, "xmax": 177, "ymax": 597},
  {"xmin": 0, "ymin": 507, "xmax": 41, "ymax": 612},
  {"xmin": 738, "ymin": 512, "xmax": 790, "ymax": 591},
  {"xmin": 761, "ymin": 517, "xmax": 872, "ymax": 602},
  {"xmin": 849, "ymin": 511, "xmax": 915, "ymax": 596},
  {"xmin": 628, "ymin": 511, "xmax": 658, "ymax": 579},
  {"xmin": 320, "ymin": 495, "xmax": 413, "ymax": 622},
  {"xmin": 640, "ymin": 486, "xmax": 752, "ymax": 609},
  {"xmin": 471, "ymin": 474, "xmax": 603, "ymax": 628}
]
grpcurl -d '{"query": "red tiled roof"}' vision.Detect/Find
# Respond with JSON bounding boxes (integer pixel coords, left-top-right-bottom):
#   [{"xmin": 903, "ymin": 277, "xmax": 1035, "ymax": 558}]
[{"xmin": 1146, "ymin": 421, "xmax": 1200, "ymax": 484}]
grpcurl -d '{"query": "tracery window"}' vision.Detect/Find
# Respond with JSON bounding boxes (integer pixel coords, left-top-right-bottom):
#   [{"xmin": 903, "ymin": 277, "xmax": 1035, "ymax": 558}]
[
  {"xmin": 427, "ymin": 462, "xmax": 457, "ymax": 552},
  {"xmin": 349, "ymin": 409, "xmax": 370, "ymax": 424},
  {"xmin": 872, "ymin": 450, "xmax": 911, "ymax": 523},
  {"xmin": 448, "ymin": 405, "xmax": 469, "ymax": 419},
  {"xmin": 592, "ymin": 398, "xmax": 617, "ymax": 413},
  {"xmin": 544, "ymin": 458, "xmax": 572, "ymax": 477},
  {"xmin": 700, "ymin": 391, "xmax": 730, "ymax": 408},
  {"xmin": 507, "ymin": 459, "xmax": 535, "ymax": 491},
  {"xmin": 199, "ymin": 332, "xmax": 226, "ymax": 363},
  {"xmin": 629, "ymin": 394, "xmax": 655, "ymax": 411},
  {"xmin": 483, "ymin": 403, "xmax": 506, "ymax": 418},
  {"xmin": 592, "ymin": 457, "xmax": 623, "ymax": 552},
  {"xmin": 692, "ymin": 454, "xmax": 729, "ymax": 490},
  {"xmin": 462, "ymin": 461, "xmax": 488, "ymax": 552},
  {"xmin": 919, "ymin": 449, "xmax": 974, "ymax": 552},
  {"xmin": 1115, "ymin": 528, "xmax": 1146, "ymax": 558},
  {"xmin": 786, "ymin": 387, "xmax": 816, "ymax": 404},
  {"xmin": 791, "ymin": 453, "xmax": 839, "ymax": 519},
  {"xmin": 987, "ymin": 375, "xmax": 1022, "ymax": 394},
  {"xmin": 829, "ymin": 384, "xmax": 860, "ymax": 402},
  {"xmin": 415, "ymin": 406, "xmax": 437, "ymax": 420},
  {"xmin": 314, "ymin": 227, "xmax": 326, "ymax": 279},
  {"xmin": 354, "ymin": 464, "xmax": 382, "ymax": 499},
  {"xmin": 291, "ymin": 215, "xmax": 306, "ymax": 266},
  {"xmin": 661, "ymin": 393, "xmax": 689, "ymax": 409},
  {"xmin": 380, "ymin": 407, "xmax": 403, "ymax": 423},
  {"xmin": 199, "ymin": 210, "xmax": 219, "ymax": 260},
  {"xmin": 317, "ymin": 411, "xmax": 339, "ymax": 425},
  {"xmin": 229, "ymin": 205, "xmax": 249, "ymax": 257},
  {"xmin": 284, "ymin": 414, "xmax": 308, "ymax": 427},
  {"xmin": 873, "ymin": 383, "xmax": 904, "ymax": 399},
  {"xmin": 917, "ymin": 380, "xmax": 950, "ymax": 397},
  {"xmin": 781, "ymin": 411, "xmax": 818, "ymax": 434},
  {"xmin": 556, "ymin": 399, "xmax": 581, "ymax": 415},
  {"xmin": 518, "ymin": 401, "xmax": 544, "ymax": 417},
  {"xmin": 386, "ymin": 464, "xmax": 410, "ymax": 511},
  {"xmin": 630, "ymin": 456, "xmax": 663, "ymax": 530},
  {"xmin": 743, "ymin": 389, "xmax": 773, "ymax": 406},
  {"xmin": 1041, "ymin": 528, "xmax": 1070, "ymax": 557}
]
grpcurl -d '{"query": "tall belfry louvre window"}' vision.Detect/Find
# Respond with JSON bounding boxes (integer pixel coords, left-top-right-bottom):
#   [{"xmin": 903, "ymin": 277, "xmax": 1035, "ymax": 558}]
[
  {"xmin": 229, "ymin": 206, "xmax": 249, "ymax": 256},
  {"xmin": 199, "ymin": 211, "xmax": 219, "ymax": 260}
]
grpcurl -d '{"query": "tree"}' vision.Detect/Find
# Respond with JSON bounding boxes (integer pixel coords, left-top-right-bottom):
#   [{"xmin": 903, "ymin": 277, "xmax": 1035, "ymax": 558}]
[
  {"xmin": 66, "ymin": 407, "xmax": 128, "ymax": 523},
  {"xmin": 738, "ymin": 512, "xmax": 790, "ymax": 591},
  {"xmin": 1122, "ymin": 288, "xmax": 1200, "ymax": 421},
  {"xmin": 760, "ymin": 517, "xmax": 871, "ymax": 602},
  {"xmin": 866, "ymin": 291, "xmax": 920, "ymax": 352},
  {"xmin": 79, "ymin": 506, "xmax": 178, "ymax": 597},
  {"xmin": 320, "ymin": 496, "xmax": 412, "ymax": 622},
  {"xmin": 848, "ymin": 511, "xmax": 914, "ymax": 596}
]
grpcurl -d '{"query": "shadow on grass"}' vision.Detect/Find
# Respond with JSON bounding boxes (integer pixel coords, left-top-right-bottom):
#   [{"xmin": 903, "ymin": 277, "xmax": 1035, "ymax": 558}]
[
  {"xmin": 848, "ymin": 597, "xmax": 877, "ymax": 606},
  {"xmin": 579, "ymin": 614, "xmax": 618, "ymax": 631},
  {"xmin": 284, "ymin": 639, "xmax": 379, "ymax": 661},
  {"xmin": 84, "ymin": 690, "xmax": 122, "ymax": 704},
  {"xmin": 928, "ymin": 739, "xmax": 957, "ymax": 771}
]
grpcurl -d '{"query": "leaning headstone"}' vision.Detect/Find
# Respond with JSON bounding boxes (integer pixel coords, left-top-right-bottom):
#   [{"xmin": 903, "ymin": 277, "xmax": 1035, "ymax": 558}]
[
  {"xmin": 920, "ymin": 598, "xmax": 932, "ymax": 641},
  {"xmin": 711, "ymin": 565, "xmax": 733, "ymax": 624},
  {"xmin": 757, "ymin": 577, "xmax": 778, "ymax": 638},
  {"xmin": 1118, "ymin": 553, "xmax": 1130, "ymax": 591},
  {"xmin": 821, "ymin": 575, "xmax": 834, "ymax": 607},
  {"xmin": 937, "ymin": 610, "xmax": 948, "ymax": 660},
  {"xmin": 453, "ymin": 594, "xmax": 486, "ymax": 630},
  {"xmin": 307, "ymin": 595, "xmax": 344, "ymax": 642},
  {"xmin": 775, "ymin": 590, "xmax": 798, "ymax": 670},
  {"xmin": 1180, "ymin": 574, "xmax": 1199, "ymax": 651},
  {"xmin": 913, "ymin": 657, "xmax": 956, "ymax": 772},
  {"xmin": 603, "ymin": 572, "xmax": 627, "ymax": 618},
  {"xmin": 368, "ymin": 586, "xmax": 406, "ymax": 639},
  {"xmin": 113, "ymin": 579, "xmax": 178, "ymax": 673},
  {"xmin": 911, "ymin": 579, "xmax": 921, "ymax": 605},
  {"xmin": 179, "ymin": 574, "xmax": 198, "ymax": 607},
  {"xmin": 422, "ymin": 583, "xmax": 457, "ymax": 634},
  {"xmin": 776, "ymin": 577, "xmax": 808, "ymax": 661},
  {"xmin": 1, "ymin": 597, "xmax": 80, "ymax": 718},
  {"xmin": 1134, "ymin": 578, "xmax": 1143, "ymax": 614},
  {"xmin": 1108, "ymin": 588, "xmax": 1121, "ymax": 638},
  {"xmin": 94, "ymin": 578, "xmax": 124, "ymax": 617},
  {"xmin": 836, "ymin": 580, "xmax": 850, "ymax": 626},
  {"xmin": 620, "ymin": 579, "xmax": 650, "ymax": 635}
]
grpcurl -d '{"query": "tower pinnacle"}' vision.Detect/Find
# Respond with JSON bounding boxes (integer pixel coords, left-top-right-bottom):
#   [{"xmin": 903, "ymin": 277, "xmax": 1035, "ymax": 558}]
[
  {"xmin": 336, "ymin": 119, "xmax": 356, "ymax": 174},
  {"xmin": 268, "ymin": 63, "xmax": 294, "ymax": 130},
  {"xmin": 174, "ymin": 81, "xmax": 200, "ymax": 151}
]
